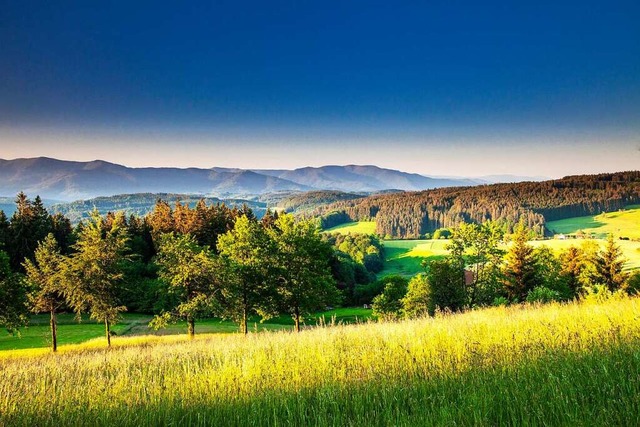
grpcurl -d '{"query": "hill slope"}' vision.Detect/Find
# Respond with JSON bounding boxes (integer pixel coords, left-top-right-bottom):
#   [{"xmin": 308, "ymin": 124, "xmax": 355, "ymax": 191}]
[{"xmin": 1, "ymin": 298, "xmax": 638, "ymax": 426}]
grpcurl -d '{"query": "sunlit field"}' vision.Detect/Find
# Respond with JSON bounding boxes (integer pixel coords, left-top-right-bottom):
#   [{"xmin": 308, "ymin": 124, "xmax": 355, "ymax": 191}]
[
  {"xmin": 323, "ymin": 220, "xmax": 377, "ymax": 235},
  {"xmin": 546, "ymin": 205, "xmax": 640, "ymax": 240},
  {"xmin": 2, "ymin": 297, "xmax": 639, "ymax": 426},
  {"xmin": 382, "ymin": 239, "xmax": 450, "ymax": 276}
]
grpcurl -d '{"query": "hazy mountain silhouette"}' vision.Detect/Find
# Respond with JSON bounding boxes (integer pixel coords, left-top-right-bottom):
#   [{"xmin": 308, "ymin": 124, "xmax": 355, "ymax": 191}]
[{"xmin": 1, "ymin": 157, "xmax": 484, "ymax": 201}]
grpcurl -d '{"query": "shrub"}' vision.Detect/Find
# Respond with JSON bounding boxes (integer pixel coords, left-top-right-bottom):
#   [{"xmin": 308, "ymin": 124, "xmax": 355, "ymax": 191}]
[{"xmin": 526, "ymin": 286, "xmax": 561, "ymax": 304}]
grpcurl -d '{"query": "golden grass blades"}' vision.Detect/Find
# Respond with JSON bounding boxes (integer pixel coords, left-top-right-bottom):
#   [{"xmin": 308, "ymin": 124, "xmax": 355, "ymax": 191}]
[{"xmin": 1, "ymin": 297, "xmax": 639, "ymax": 426}]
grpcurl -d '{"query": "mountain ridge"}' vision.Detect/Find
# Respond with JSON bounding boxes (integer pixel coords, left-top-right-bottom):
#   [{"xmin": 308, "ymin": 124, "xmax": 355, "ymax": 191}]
[{"xmin": 0, "ymin": 157, "xmax": 534, "ymax": 201}]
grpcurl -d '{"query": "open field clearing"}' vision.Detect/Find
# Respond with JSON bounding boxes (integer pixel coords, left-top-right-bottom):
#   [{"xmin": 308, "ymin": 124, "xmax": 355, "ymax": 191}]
[
  {"xmin": 382, "ymin": 239, "xmax": 450, "ymax": 276},
  {"xmin": 546, "ymin": 205, "xmax": 640, "ymax": 239},
  {"xmin": 1, "ymin": 298, "xmax": 639, "ymax": 426},
  {"xmin": 324, "ymin": 220, "xmax": 377, "ymax": 235}
]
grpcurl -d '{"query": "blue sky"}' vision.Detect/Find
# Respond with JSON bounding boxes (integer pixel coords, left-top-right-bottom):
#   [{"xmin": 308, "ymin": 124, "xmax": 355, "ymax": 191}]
[{"xmin": 1, "ymin": 1, "xmax": 639, "ymax": 177}]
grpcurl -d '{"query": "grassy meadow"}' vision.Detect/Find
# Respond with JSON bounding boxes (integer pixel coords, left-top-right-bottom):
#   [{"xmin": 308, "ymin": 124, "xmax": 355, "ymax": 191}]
[
  {"xmin": 546, "ymin": 205, "xmax": 640, "ymax": 239},
  {"xmin": 1, "ymin": 297, "xmax": 639, "ymax": 426}
]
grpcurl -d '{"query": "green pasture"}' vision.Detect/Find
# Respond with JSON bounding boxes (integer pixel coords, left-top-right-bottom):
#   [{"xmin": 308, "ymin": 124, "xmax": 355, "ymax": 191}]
[
  {"xmin": 0, "ymin": 308, "xmax": 373, "ymax": 351},
  {"xmin": 546, "ymin": 205, "xmax": 640, "ymax": 239},
  {"xmin": 0, "ymin": 313, "xmax": 149, "ymax": 351},
  {"xmin": 323, "ymin": 220, "xmax": 377, "ymax": 235}
]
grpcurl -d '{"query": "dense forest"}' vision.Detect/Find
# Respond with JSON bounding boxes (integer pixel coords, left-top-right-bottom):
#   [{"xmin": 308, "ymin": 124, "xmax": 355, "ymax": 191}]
[{"xmin": 313, "ymin": 172, "xmax": 640, "ymax": 238}]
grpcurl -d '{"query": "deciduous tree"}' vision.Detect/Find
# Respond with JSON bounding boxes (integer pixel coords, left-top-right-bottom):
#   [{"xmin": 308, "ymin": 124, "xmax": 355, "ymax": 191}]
[
  {"xmin": 217, "ymin": 216, "xmax": 277, "ymax": 334},
  {"xmin": 268, "ymin": 214, "xmax": 340, "ymax": 332},
  {"xmin": 62, "ymin": 211, "xmax": 129, "ymax": 347},
  {"xmin": 23, "ymin": 234, "xmax": 65, "ymax": 352},
  {"xmin": 151, "ymin": 233, "xmax": 217, "ymax": 338}
]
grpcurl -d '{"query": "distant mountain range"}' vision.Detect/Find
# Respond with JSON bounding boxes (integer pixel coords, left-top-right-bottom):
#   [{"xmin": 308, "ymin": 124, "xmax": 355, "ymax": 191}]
[
  {"xmin": 0, "ymin": 157, "xmax": 478, "ymax": 201},
  {"xmin": 0, "ymin": 157, "xmax": 544, "ymax": 202}
]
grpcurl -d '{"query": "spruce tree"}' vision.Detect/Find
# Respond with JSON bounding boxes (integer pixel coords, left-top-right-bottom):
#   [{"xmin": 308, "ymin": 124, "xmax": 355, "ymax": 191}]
[
  {"xmin": 593, "ymin": 234, "xmax": 627, "ymax": 291},
  {"xmin": 502, "ymin": 222, "xmax": 537, "ymax": 301}
]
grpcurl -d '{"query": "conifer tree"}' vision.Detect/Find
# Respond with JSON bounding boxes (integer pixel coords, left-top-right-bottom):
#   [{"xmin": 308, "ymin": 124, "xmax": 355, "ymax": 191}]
[
  {"xmin": 0, "ymin": 250, "xmax": 28, "ymax": 334},
  {"xmin": 148, "ymin": 200, "xmax": 175, "ymax": 238},
  {"xmin": 593, "ymin": 234, "xmax": 628, "ymax": 291},
  {"xmin": 502, "ymin": 222, "xmax": 537, "ymax": 301}
]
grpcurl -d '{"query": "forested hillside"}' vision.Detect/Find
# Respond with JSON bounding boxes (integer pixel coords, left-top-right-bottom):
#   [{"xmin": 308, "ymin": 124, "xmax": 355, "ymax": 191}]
[{"xmin": 314, "ymin": 172, "xmax": 640, "ymax": 238}]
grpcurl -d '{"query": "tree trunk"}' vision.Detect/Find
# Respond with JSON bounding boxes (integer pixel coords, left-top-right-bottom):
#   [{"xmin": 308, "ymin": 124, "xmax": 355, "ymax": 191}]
[
  {"xmin": 242, "ymin": 291, "xmax": 248, "ymax": 335},
  {"xmin": 50, "ymin": 309, "xmax": 57, "ymax": 353},
  {"xmin": 105, "ymin": 318, "xmax": 111, "ymax": 347},
  {"xmin": 242, "ymin": 307, "xmax": 248, "ymax": 335},
  {"xmin": 294, "ymin": 305, "xmax": 300, "ymax": 333},
  {"xmin": 187, "ymin": 316, "xmax": 195, "ymax": 339}
]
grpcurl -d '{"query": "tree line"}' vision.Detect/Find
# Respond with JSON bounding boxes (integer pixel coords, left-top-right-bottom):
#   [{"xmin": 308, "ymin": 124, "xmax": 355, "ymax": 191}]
[
  {"xmin": 0, "ymin": 193, "xmax": 384, "ymax": 351},
  {"xmin": 313, "ymin": 171, "xmax": 640, "ymax": 238},
  {"xmin": 371, "ymin": 221, "xmax": 640, "ymax": 320}
]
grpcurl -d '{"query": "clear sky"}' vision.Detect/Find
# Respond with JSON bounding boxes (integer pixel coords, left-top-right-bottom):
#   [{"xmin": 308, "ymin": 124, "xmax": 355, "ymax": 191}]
[{"xmin": 1, "ymin": 1, "xmax": 639, "ymax": 177}]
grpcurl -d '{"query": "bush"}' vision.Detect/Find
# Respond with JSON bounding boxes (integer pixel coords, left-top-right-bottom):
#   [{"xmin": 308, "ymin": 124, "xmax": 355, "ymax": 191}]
[
  {"xmin": 625, "ymin": 271, "xmax": 640, "ymax": 296},
  {"xmin": 402, "ymin": 274, "xmax": 431, "ymax": 318},
  {"xmin": 526, "ymin": 286, "xmax": 561, "ymax": 304},
  {"xmin": 372, "ymin": 276, "xmax": 409, "ymax": 321},
  {"xmin": 580, "ymin": 284, "xmax": 627, "ymax": 304}
]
